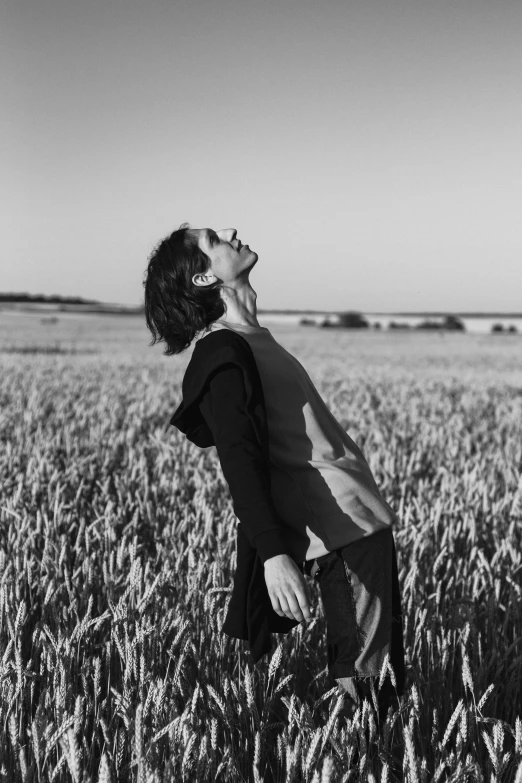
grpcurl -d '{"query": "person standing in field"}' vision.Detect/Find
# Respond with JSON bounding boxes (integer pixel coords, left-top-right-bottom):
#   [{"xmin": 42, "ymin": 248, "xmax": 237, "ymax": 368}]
[{"xmin": 143, "ymin": 223, "xmax": 406, "ymax": 723}]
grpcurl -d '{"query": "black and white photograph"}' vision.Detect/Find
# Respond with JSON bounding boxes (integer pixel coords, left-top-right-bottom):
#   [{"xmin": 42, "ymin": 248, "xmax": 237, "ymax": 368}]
[{"xmin": 1, "ymin": 1, "xmax": 521, "ymax": 781}]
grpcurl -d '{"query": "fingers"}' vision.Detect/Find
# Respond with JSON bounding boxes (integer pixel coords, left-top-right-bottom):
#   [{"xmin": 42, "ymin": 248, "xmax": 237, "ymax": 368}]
[
  {"xmin": 303, "ymin": 579, "xmax": 314, "ymax": 608},
  {"xmin": 270, "ymin": 587, "xmax": 315, "ymax": 623},
  {"xmin": 265, "ymin": 561, "xmax": 316, "ymax": 623}
]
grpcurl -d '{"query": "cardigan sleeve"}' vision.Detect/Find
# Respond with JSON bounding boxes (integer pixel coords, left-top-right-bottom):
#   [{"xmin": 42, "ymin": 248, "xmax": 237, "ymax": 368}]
[{"xmin": 198, "ymin": 363, "xmax": 291, "ymax": 564}]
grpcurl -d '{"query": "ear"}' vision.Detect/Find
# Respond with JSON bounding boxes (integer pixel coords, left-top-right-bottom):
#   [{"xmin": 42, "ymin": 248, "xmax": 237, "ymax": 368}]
[{"xmin": 192, "ymin": 272, "xmax": 214, "ymax": 287}]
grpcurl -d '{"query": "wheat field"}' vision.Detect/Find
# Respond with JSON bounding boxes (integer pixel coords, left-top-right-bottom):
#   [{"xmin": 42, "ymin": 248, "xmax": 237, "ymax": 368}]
[{"xmin": 1, "ymin": 311, "xmax": 521, "ymax": 783}]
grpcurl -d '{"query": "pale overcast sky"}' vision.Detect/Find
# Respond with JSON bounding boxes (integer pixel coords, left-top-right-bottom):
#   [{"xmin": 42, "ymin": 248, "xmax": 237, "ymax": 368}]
[{"xmin": 2, "ymin": 0, "xmax": 521, "ymax": 311}]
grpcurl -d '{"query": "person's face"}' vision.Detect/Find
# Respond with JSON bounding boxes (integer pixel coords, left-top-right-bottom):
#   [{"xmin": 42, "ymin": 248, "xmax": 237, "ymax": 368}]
[{"xmin": 191, "ymin": 227, "xmax": 258, "ymax": 288}]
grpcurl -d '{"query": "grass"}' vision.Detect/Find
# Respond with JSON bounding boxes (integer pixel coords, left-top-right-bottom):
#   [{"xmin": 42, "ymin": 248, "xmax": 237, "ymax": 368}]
[{"xmin": 0, "ymin": 312, "xmax": 521, "ymax": 782}]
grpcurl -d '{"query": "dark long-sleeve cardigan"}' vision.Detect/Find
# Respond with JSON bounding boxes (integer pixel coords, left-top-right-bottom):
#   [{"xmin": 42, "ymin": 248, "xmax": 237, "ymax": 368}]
[{"xmin": 169, "ymin": 329, "xmax": 301, "ymax": 664}]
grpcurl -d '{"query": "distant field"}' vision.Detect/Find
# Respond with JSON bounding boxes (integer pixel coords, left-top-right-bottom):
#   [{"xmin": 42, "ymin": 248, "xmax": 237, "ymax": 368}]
[
  {"xmin": 1, "ymin": 311, "xmax": 521, "ymax": 781},
  {"xmin": 1, "ymin": 309, "xmax": 522, "ymax": 380}
]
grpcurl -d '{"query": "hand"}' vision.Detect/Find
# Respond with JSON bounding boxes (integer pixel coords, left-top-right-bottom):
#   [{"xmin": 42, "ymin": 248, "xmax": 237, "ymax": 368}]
[{"xmin": 264, "ymin": 554, "xmax": 315, "ymax": 623}]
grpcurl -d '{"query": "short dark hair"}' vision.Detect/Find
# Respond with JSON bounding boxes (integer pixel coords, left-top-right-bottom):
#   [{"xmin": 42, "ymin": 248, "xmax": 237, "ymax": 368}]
[{"xmin": 143, "ymin": 222, "xmax": 226, "ymax": 355}]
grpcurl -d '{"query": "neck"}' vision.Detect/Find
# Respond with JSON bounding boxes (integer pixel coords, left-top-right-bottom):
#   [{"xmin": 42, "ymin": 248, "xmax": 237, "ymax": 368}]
[{"xmin": 216, "ymin": 277, "xmax": 261, "ymax": 327}]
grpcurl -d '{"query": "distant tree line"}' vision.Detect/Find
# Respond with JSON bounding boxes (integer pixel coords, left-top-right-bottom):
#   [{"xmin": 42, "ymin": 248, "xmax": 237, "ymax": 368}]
[
  {"xmin": 491, "ymin": 323, "xmax": 518, "ymax": 334},
  {"xmin": 0, "ymin": 293, "xmax": 100, "ymax": 304},
  {"xmin": 302, "ymin": 311, "xmax": 468, "ymax": 330},
  {"xmin": 388, "ymin": 315, "xmax": 466, "ymax": 331},
  {"xmin": 301, "ymin": 312, "xmax": 518, "ymax": 334}
]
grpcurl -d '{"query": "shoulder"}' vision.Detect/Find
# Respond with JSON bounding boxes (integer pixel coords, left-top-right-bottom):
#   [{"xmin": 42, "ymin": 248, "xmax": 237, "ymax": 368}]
[
  {"xmin": 170, "ymin": 329, "xmax": 264, "ymax": 439},
  {"xmin": 193, "ymin": 328, "xmax": 250, "ymax": 353},
  {"xmin": 182, "ymin": 330, "xmax": 256, "ymax": 400},
  {"xmin": 190, "ymin": 329, "xmax": 255, "ymax": 370}
]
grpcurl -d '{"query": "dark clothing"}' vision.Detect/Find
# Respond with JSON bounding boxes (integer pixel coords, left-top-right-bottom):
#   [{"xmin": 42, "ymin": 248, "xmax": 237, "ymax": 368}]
[
  {"xmin": 169, "ymin": 328, "xmax": 404, "ymax": 678},
  {"xmin": 198, "ymin": 363, "xmax": 290, "ymax": 564},
  {"xmin": 299, "ymin": 527, "xmax": 405, "ymax": 700},
  {"xmin": 170, "ymin": 330, "xmax": 301, "ymax": 662}
]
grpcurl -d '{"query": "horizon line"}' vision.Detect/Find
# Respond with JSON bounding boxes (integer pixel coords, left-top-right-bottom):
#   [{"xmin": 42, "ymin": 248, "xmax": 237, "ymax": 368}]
[{"xmin": 1, "ymin": 294, "xmax": 521, "ymax": 318}]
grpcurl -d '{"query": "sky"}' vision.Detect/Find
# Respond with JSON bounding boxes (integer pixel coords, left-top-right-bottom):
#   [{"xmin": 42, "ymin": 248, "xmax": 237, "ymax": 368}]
[{"xmin": 2, "ymin": 0, "xmax": 521, "ymax": 311}]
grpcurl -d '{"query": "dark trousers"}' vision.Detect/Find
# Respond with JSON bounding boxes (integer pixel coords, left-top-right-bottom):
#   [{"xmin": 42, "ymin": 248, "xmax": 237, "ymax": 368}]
[{"xmin": 299, "ymin": 527, "xmax": 406, "ymax": 721}]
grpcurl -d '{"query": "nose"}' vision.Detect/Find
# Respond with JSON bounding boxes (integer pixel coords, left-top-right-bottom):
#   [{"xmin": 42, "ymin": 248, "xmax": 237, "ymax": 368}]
[{"xmin": 218, "ymin": 228, "xmax": 237, "ymax": 241}]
